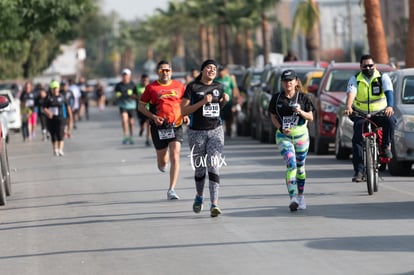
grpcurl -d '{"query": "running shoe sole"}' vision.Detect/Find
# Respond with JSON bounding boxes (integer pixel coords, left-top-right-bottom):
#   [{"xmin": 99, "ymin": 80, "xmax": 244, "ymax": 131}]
[
  {"xmin": 289, "ymin": 201, "xmax": 299, "ymax": 212},
  {"xmin": 193, "ymin": 202, "xmax": 203, "ymax": 213},
  {"xmin": 210, "ymin": 207, "xmax": 222, "ymax": 217}
]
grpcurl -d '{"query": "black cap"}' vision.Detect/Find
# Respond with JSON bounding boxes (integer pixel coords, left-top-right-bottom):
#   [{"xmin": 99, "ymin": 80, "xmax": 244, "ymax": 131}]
[
  {"xmin": 200, "ymin": 59, "xmax": 217, "ymax": 71},
  {"xmin": 281, "ymin": 69, "xmax": 297, "ymax": 80}
]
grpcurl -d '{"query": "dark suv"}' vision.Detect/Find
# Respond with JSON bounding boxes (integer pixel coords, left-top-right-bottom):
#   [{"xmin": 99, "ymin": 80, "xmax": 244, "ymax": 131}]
[
  {"xmin": 251, "ymin": 62, "xmax": 326, "ymax": 143},
  {"xmin": 307, "ymin": 62, "xmax": 395, "ymax": 154}
]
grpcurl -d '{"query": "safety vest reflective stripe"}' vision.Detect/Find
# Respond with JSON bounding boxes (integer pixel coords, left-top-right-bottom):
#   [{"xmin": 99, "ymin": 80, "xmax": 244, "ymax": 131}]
[{"xmin": 353, "ymin": 71, "xmax": 387, "ymax": 113}]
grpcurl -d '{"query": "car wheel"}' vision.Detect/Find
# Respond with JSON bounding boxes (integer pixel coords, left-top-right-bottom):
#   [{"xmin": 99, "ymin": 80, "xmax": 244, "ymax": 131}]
[
  {"xmin": 1, "ymin": 142, "xmax": 11, "ymax": 196},
  {"xmin": 335, "ymin": 126, "xmax": 351, "ymax": 160},
  {"xmin": 250, "ymin": 113, "xmax": 257, "ymax": 139},
  {"xmin": 257, "ymin": 119, "xmax": 268, "ymax": 143},
  {"xmin": 236, "ymin": 109, "xmax": 250, "ymax": 137},
  {"xmin": 0, "ymin": 165, "xmax": 6, "ymax": 206}
]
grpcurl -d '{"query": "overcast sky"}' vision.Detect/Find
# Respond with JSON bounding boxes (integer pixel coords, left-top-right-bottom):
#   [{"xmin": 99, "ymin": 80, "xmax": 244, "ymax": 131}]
[{"xmin": 101, "ymin": 0, "xmax": 170, "ymax": 20}]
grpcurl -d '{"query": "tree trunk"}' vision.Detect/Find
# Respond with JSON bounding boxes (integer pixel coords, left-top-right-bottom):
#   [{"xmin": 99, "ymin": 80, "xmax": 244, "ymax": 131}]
[
  {"xmin": 199, "ymin": 24, "xmax": 208, "ymax": 61},
  {"xmin": 306, "ymin": 21, "xmax": 320, "ymax": 61},
  {"xmin": 174, "ymin": 32, "xmax": 185, "ymax": 72},
  {"xmin": 218, "ymin": 23, "xmax": 226, "ymax": 64},
  {"xmin": 406, "ymin": 0, "xmax": 414, "ymax": 68},
  {"xmin": 234, "ymin": 28, "xmax": 244, "ymax": 66},
  {"xmin": 245, "ymin": 29, "xmax": 255, "ymax": 67},
  {"xmin": 224, "ymin": 24, "xmax": 234, "ymax": 65},
  {"xmin": 364, "ymin": 0, "xmax": 389, "ymax": 63},
  {"xmin": 261, "ymin": 12, "xmax": 270, "ymax": 65},
  {"xmin": 207, "ymin": 25, "xmax": 215, "ymax": 60}
]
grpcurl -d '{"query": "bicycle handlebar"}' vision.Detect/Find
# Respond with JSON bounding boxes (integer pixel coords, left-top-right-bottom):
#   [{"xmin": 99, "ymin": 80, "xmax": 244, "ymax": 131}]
[{"xmin": 349, "ymin": 109, "xmax": 386, "ymax": 119}]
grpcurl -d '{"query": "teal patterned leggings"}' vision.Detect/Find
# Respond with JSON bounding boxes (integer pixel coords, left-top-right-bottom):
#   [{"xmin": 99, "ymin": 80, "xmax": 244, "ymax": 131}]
[{"xmin": 276, "ymin": 132, "xmax": 310, "ymax": 198}]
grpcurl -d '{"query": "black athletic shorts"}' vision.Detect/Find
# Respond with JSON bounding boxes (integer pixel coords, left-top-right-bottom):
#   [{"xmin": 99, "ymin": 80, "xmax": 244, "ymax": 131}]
[
  {"xmin": 119, "ymin": 107, "xmax": 136, "ymax": 119},
  {"xmin": 150, "ymin": 125, "xmax": 184, "ymax": 150}
]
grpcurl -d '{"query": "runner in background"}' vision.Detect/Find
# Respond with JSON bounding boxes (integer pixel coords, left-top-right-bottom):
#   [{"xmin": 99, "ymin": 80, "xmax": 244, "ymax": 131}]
[{"xmin": 136, "ymin": 74, "xmax": 151, "ymax": 146}]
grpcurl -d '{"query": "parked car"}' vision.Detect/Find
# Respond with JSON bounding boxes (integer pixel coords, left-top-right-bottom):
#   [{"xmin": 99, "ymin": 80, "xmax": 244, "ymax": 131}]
[
  {"xmin": 307, "ymin": 62, "xmax": 395, "ymax": 154},
  {"xmin": 0, "ymin": 82, "xmax": 20, "ymax": 98},
  {"xmin": 0, "ymin": 95, "xmax": 11, "ymax": 206},
  {"xmin": 227, "ymin": 64, "xmax": 246, "ymax": 88},
  {"xmin": 236, "ymin": 67, "xmax": 263, "ymax": 136},
  {"xmin": 102, "ymin": 77, "xmax": 121, "ymax": 106},
  {"xmin": 336, "ymin": 68, "xmax": 414, "ymax": 175},
  {"xmin": 303, "ymin": 70, "xmax": 324, "ymax": 94},
  {"xmin": 251, "ymin": 62, "xmax": 327, "ymax": 143},
  {"xmin": 0, "ymin": 89, "xmax": 22, "ymax": 132}
]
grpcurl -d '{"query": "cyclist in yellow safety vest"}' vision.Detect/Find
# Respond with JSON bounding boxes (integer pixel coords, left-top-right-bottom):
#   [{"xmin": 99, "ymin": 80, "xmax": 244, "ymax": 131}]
[{"xmin": 344, "ymin": 54, "xmax": 396, "ymax": 183}]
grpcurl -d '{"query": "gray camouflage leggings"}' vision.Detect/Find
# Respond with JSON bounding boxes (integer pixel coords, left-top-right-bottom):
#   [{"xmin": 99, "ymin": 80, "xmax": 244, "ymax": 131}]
[{"xmin": 188, "ymin": 126, "xmax": 224, "ymax": 203}]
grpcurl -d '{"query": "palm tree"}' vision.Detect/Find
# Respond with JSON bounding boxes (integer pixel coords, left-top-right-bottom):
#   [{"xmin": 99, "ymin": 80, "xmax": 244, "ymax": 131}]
[
  {"xmin": 406, "ymin": 0, "xmax": 414, "ymax": 68},
  {"xmin": 156, "ymin": 1, "xmax": 189, "ymax": 72},
  {"xmin": 184, "ymin": 0, "xmax": 218, "ymax": 62},
  {"xmin": 253, "ymin": 0, "xmax": 280, "ymax": 65},
  {"xmin": 292, "ymin": 0, "xmax": 320, "ymax": 61},
  {"xmin": 363, "ymin": 0, "xmax": 389, "ymax": 63}
]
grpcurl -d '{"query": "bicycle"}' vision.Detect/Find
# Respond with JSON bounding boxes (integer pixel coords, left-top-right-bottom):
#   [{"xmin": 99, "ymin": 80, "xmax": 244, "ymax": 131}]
[{"xmin": 351, "ymin": 110, "xmax": 391, "ymax": 195}]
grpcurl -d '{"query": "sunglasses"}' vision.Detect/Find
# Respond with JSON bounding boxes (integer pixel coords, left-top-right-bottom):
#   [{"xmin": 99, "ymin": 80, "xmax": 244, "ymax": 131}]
[
  {"xmin": 159, "ymin": 69, "xmax": 171, "ymax": 73},
  {"xmin": 362, "ymin": 64, "xmax": 375, "ymax": 69}
]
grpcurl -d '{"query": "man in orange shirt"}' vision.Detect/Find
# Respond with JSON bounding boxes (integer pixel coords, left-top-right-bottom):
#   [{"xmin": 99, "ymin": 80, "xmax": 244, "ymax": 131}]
[{"xmin": 138, "ymin": 60, "xmax": 188, "ymax": 200}]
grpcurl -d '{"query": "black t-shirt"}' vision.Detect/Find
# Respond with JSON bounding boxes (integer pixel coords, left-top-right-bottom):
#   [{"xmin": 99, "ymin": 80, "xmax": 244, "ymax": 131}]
[
  {"xmin": 114, "ymin": 81, "xmax": 137, "ymax": 106},
  {"xmin": 20, "ymin": 92, "xmax": 36, "ymax": 111},
  {"xmin": 268, "ymin": 91, "xmax": 314, "ymax": 127},
  {"xmin": 43, "ymin": 94, "xmax": 70, "ymax": 120},
  {"xmin": 184, "ymin": 80, "xmax": 225, "ymax": 130}
]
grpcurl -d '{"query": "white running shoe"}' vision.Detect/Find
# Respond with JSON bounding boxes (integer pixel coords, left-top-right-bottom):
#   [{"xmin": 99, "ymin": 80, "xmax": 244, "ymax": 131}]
[
  {"xmin": 167, "ymin": 189, "xmax": 179, "ymax": 200},
  {"xmin": 298, "ymin": 195, "xmax": 306, "ymax": 210},
  {"xmin": 58, "ymin": 150, "xmax": 65, "ymax": 156},
  {"xmin": 289, "ymin": 196, "xmax": 299, "ymax": 212}
]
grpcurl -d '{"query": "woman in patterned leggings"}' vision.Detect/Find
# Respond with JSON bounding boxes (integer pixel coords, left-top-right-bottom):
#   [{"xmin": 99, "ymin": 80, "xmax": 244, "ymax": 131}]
[
  {"xmin": 268, "ymin": 69, "xmax": 314, "ymax": 212},
  {"xmin": 181, "ymin": 59, "xmax": 229, "ymax": 217}
]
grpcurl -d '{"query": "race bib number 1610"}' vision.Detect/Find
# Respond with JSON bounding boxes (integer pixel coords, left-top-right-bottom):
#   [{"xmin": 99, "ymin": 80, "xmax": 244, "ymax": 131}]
[{"xmin": 202, "ymin": 103, "xmax": 220, "ymax": 117}]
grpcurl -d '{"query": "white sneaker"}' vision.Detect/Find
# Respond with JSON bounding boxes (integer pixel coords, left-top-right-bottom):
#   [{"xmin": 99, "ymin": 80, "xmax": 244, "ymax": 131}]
[
  {"xmin": 167, "ymin": 189, "xmax": 179, "ymax": 200},
  {"xmin": 289, "ymin": 196, "xmax": 299, "ymax": 212},
  {"xmin": 158, "ymin": 164, "xmax": 168, "ymax": 173},
  {"xmin": 298, "ymin": 195, "xmax": 306, "ymax": 210},
  {"xmin": 58, "ymin": 150, "xmax": 64, "ymax": 156}
]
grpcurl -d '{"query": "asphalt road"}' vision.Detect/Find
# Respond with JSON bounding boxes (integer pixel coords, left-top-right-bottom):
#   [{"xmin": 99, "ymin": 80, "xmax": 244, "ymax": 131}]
[{"xmin": 1, "ymin": 105, "xmax": 413, "ymax": 275}]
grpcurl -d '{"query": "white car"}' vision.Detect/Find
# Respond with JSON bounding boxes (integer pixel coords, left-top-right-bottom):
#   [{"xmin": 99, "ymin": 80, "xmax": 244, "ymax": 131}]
[{"xmin": 0, "ymin": 90, "xmax": 22, "ymax": 132}]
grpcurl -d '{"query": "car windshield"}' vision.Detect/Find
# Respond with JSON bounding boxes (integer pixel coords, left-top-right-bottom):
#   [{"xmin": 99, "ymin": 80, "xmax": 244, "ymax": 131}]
[
  {"xmin": 402, "ymin": 76, "xmax": 414, "ymax": 104},
  {"xmin": 326, "ymin": 69, "xmax": 358, "ymax": 92}
]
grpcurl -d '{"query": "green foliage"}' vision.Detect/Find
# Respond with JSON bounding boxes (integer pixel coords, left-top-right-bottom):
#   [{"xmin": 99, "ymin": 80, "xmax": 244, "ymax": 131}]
[
  {"xmin": 0, "ymin": 0, "xmax": 95, "ymax": 79},
  {"xmin": 292, "ymin": 0, "xmax": 320, "ymax": 37}
]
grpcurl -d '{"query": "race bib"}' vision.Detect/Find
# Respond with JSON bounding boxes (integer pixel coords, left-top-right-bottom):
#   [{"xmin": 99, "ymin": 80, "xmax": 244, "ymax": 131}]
[
  {"xmin": 203, "ymin": 103, "xmax": 220, "ymax": 117},
  {"xmin": 48, "ymin": 107, "xmax": 59, "ymax": 116},
  {"xmin": 25, "ymin": 99, "xmax": 35, "ymax": 107},
  {"xmin": 158, "ymin": 128, "xmax": 175, "ymax": 140},
  {"xmin": 282, "ymin": 115, "xmax": 299, "ymax": 129}
]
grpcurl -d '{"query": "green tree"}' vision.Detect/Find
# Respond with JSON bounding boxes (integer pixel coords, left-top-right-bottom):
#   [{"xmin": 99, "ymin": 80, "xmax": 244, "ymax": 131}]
[
  {"xmin": 248, "ymin": 0, "xmax": 280, "ymax": 65},
  {"xmin": 292, "ymin": 0, "xmax": 320, "ymax": 61},
  {"xmin": 0, "ymin": 0, "xmax": 95, "ymax": 79}
]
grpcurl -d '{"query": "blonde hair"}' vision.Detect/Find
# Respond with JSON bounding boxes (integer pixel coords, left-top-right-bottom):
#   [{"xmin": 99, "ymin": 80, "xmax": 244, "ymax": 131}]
[{"xmin": 295, "ymin": 78, "xmax": 304, "ymax": 93}]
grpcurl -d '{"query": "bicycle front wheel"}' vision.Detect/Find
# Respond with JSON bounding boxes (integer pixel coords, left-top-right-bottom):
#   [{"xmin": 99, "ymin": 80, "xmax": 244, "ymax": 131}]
[
  {"xmin": 373, "ymin": 141, "xmax": 379, "ymax": 192},
  {"xmin": 365, "ymin": 138, "xmax": 375, "ymax": 195}
]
